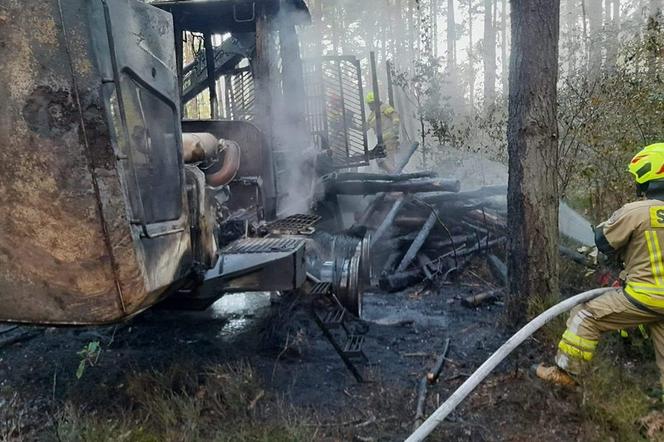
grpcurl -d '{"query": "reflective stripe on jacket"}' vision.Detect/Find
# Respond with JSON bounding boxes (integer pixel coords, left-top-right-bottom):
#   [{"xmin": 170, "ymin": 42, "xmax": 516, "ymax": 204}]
[
  {"xmin": 600, "ymin": 199, "xmax": 664, "ymax": 307},
  {"xmin": 367, "ymin": 104, "xmax": 400, "ymax": 142}
]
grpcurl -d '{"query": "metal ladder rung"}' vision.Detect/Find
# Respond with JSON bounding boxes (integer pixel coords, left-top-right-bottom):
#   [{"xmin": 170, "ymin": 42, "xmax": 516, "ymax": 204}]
[
  {"xmin": 322, "ymin": 307, "xmax": 346, "ymax": 329},
  {"xmin": 309, "ymin": 282, "xmax": 332, "ymax": 296},
  {"xmin": 310, "ymin": 308, "xmax": 364, "ymax": 382},
  {"xmin": 343, "ymin": 334, "xmax": 365, "ymax": 359}
]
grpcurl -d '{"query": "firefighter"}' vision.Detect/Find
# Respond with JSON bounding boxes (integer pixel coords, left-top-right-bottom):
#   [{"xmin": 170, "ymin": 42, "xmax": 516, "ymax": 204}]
[
  {"xmin": 366, "ymin": 92, "xmax": 400, "ymax": 173},
  {"xmin": 537, "ymin": 143, "xmax": 664, "ymax": 394}
]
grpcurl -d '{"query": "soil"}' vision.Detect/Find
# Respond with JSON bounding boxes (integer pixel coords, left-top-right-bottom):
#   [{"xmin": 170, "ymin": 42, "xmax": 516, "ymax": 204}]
[{"xmin": 0, "ymin": 264, "xmax": 595, "ymax": 441}]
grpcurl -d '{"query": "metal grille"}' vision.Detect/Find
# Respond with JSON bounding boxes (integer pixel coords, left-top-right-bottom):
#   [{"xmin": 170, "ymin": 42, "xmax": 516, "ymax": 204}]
[
  {"xmin": 343, "ymin": 335, "xmax": 365, "ymax": 355},
  {"xmin": 267, "ymin": 214, "xmax": 321, "ymax": 234},
  {"xmin": 322, "ymin": 307, "xmax": 345, "ymax": 326},
  {"xmin": 221, "ymin": 237, "xmax": 302, "ymax": 254},
  {"xmin": 309, "ymin": 282, "xmax": 332, "ymax": 296},
  {"xmin": 225, "ymin": 68, "xmax": 255, "ymax": 121},
  {"xmin": 303, "ymin": 56, "xmax": 369, "ymax": 169}
]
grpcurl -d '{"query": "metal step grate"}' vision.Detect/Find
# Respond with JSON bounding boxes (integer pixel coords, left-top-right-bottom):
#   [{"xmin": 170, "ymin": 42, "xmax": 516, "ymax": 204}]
[
  {"xmin": 343, "ymin": 334, "xmax": 365, "ymax": 359},
  {"xmin": 267, "ymin": 214, "xmax": 321, "ymax": 235},
  {"xmin": 322, "ymin": 307, "xmax": 346, "ymax": 329},
  {"xmin": 309, "ymin": 282, "xmax": 332, "ymax": 296},
  {"xmin": 221, "ymin": 237, "xmax": 302, "ymax": 254}
]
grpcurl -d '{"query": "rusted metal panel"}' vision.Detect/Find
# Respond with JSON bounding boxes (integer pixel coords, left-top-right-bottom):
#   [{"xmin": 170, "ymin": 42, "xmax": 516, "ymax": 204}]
[
  {"xmin": 0, "ymin": 0, "xmax": 119, "ymax": 324},
  {"xmin": 0, "ymin": 0, "xmax": 192, "ymax": 324}
]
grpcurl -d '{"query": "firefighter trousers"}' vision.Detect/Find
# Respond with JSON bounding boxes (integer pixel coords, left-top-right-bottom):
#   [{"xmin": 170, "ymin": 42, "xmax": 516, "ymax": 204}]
[
  {"xmin": 377, "ymin": 139, "xmax": 399, "ymax": 173},
  {"xmin": 556, "ymin": 287, "xmax": 664, "ymax": 386}
]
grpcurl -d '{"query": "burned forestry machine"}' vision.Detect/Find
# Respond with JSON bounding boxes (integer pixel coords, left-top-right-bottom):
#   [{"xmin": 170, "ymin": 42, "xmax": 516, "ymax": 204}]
[
  {"xmin": 0, "ymin": 0, "xmax": 382, "ymax": 334},
  {"xmin": 2, "ymin": 0, "xmax": 473, "ymax": 379}
]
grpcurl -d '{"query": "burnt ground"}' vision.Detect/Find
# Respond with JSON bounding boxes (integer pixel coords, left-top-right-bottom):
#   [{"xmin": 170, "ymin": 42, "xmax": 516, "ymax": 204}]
[{"xmin": 0, "ymin": 262, "xmax": 600, "ymax": 441}]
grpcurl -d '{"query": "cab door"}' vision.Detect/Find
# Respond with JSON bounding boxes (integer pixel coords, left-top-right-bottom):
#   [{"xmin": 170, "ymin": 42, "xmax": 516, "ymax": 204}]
[{"xmin": 89, "ymin": 0, "xmax": 192, "ymax": 304}]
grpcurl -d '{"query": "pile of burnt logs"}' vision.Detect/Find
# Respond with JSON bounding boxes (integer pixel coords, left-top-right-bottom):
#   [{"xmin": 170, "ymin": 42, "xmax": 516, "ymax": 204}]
[
  {"xmin": 320, "ymin": 144, "xmax": 597, "ymax": 296},
  {"xmin": 320, "ymin": 142, "xmax": 510, "ymax": 292},
  {"xmin": 360, "ymin": 186, "xmax": 509, "ymax": 291}
]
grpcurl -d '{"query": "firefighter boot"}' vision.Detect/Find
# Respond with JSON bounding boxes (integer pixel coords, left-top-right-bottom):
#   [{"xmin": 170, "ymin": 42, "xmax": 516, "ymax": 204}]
[{"xmin": 533, "ymin": 363, "xmax": 578, "ymax": 387}]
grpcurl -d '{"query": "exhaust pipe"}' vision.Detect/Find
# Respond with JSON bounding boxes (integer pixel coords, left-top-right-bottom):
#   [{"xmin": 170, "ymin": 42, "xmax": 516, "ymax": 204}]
[
  {"xmin": 204, "ymin": 140, "xmax": 241, "ymax": 187},
  {"xmin": 182, "ymin": 133, "xmax": 241, "ymax": 187},
  {"xmin": 182, "ymin": 132, "xmax": 218, "ymax": 162}
]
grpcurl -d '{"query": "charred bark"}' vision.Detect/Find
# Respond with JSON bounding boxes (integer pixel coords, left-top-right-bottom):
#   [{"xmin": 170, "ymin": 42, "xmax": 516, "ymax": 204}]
[{"xmin": 506, "ymin": 0, "xmax": 560, "ymax": 325}]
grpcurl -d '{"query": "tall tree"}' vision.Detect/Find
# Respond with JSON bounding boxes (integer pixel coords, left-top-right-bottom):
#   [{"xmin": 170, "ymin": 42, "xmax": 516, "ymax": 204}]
[
  {"xmin": 605, "ymin": 0, "xmax": 620, "ymax": 69},
  {"xmin": 408, "ymin": 0, "xmax": 415, "ymax": 65},
  {"xmin": 483, "ymin": 0, "xmax": 497, "ymax": 104},
  {"xmin": 447, "ymin": 0, "xmax": 457, "ymax": 72},
  {"xmin": 431, "ymin": 0, "xmax": 439, "ymax": 57},
  {"xmin": 501, "ymin": 0, "xmax": 508, "ymax": 95},
  {"xmin": 506, "ymin": 0, "xmax": 561, "ymax": 324},
  {"xmin": 586, "ymin": 0, "xmax": 603, "ymax": 73},
  {"xmin": 467, "ymin": 0, "xmax": 475, "ymax": 107},
  {"xmin": 581, "ymin": 0, "xmax": 588, "ymax": 60},
  {"xmin": 394, "ymin": 0, "xmax": 404, "ymax": 65},
  {"xmin": 563, "ymin": 0, "xmax": 578, "ymax": 74}
]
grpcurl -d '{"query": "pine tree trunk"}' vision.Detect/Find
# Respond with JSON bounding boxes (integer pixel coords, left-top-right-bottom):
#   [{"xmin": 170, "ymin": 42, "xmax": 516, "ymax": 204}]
[
  {"xmin": 447, "ymin": 0, "xmax": 457, "ymax": 71},
  {"xmin": 467, "ymin": 0, "xmax": 475, "ymax": 108},
  {"xmin": 501, "ymin": 0, "xmax": 508, "ymax": 96},
  {"xmin": 483, "ymin": 0, "xmax": 496, "ymax": 105},
  {"xmin": 432, "ymin": 0, "xmax": 439, "ymax": 57},
  {"xmin": 506, "ymin": 0, "xmax": 561, "ymax": 325},
  {"xmin": 408, "ymin": 0, "xmax": 415, "ymax": 67},
  {"xmin": 586, "ymin": 0, "xmax": 603, "ymax": 73},
  {"xmin": 331, "ymin": 4, "xmax": 340, "ymax": 55},
  {"xmin": 395, "ymin": 0, "xmax": 403, "ymax": 65},
  {"xmin": 564, "ymin": 0, "xmax": 578, "ymax": 74},
  {"xmin": 605, "ymin": 0, "xmax": 619, "ymax": 69},
  {"xmin": 581, "ymin": 0, "xmax": 588, "ymax": 50}
]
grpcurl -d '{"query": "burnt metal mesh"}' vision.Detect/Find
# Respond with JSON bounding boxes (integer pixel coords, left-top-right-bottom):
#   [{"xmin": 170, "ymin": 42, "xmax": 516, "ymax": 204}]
[
  {"xmin": 303, "ymin": 56, "xmax": 369, "ymax": 169},
  {"xmin": 309, "ymin": 282, "xmax": 332, "ymax": 296},
  {"xmin": 225, "ymin": 67, "xmax": 255, "ymax": 121},
  {"xmin": 267, "ymin": 214, "xmax": 321, "ymax": 234},
  {"xmin": 221, "ymin": 237, "xmax": 302, "ymax": 254}
]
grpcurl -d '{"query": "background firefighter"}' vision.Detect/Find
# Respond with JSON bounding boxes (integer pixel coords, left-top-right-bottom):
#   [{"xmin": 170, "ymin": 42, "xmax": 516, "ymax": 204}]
[
  {"xmin": 537, "ymin": 143, "xmax": 664, "ymax": 395},
  {"xmin": 366, "ymin": 92, "xmax": 400, "ymax": 173}
]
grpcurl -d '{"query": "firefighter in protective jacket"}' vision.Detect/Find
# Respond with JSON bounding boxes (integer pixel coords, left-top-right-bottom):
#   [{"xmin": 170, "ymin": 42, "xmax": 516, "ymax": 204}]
[
  {"xmin": 366, "ymin": 92, "xmax": 400, "ymax": 172},
  {"xmin": 537, "ymin": 143, "xmax": 664, "ymax": 391}
]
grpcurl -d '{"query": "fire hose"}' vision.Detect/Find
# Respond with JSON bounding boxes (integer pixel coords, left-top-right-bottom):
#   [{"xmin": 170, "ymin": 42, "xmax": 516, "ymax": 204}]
[{"xmin": 405, "ymin": 287, "xmax": 613, "ymax": 442}]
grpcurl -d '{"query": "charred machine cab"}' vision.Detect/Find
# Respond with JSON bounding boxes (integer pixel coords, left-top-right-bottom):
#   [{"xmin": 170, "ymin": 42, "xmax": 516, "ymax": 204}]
[{"xmin": 0, "ymin": 0, "xmax": 373, "ymax": 325}]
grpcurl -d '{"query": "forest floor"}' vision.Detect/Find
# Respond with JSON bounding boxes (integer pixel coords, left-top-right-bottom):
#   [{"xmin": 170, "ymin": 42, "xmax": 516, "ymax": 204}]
[{"xmin": 0, "ymin": 259, "xmax": 659, "ymax": 441}]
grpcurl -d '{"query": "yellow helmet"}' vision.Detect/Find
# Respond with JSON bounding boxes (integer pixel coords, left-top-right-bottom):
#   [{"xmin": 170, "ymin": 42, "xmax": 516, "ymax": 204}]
[
  {"xmin": 366, "ymin": 92, "xmax": 375, "ymax": 104},
  {"xmin": 628, "ymin": 143, "xmax": 664, "ymax": 184}
]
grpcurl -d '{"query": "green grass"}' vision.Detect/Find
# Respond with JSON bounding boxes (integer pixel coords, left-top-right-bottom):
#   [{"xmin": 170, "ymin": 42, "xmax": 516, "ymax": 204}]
[
  {"xmin": 54, "ymin": 361, "xmax": 318, "ymax": 442},
  {"xmin": 580, "ymin": 348, "xmax": 654, "ymax": 442},
  {"xmin": 527, "ymin": 291, "xmax": 568, "ymax": 347}
]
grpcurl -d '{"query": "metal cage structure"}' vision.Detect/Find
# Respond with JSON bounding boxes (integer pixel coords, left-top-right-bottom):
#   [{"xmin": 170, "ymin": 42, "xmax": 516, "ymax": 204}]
[
  {"xmin": 303, "ymin": 56, "xmax": 369, "ymax": 169},
  {"xmin": 224, "ymin": 67, "xmax": 255, "ymax": 121}
]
